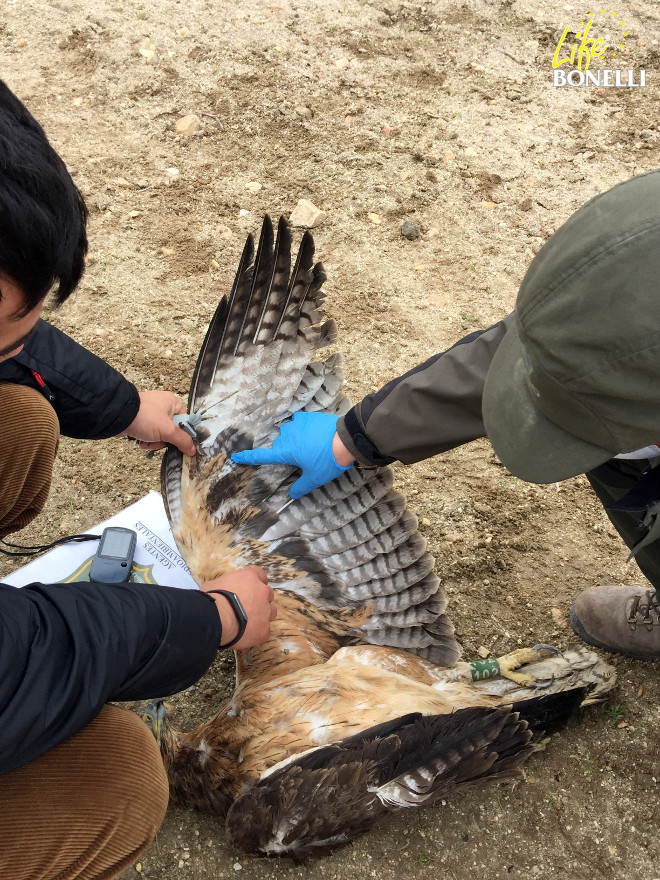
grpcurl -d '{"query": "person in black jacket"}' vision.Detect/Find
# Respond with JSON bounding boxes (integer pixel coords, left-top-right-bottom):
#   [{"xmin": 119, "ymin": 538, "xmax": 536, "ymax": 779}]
[
  {"xmin": 0, "ymin": 81, "xmax": 276, "ymax": 880},
  {"xmin": 234, "ymin": 171, "xmax": 660, "ymax": 664}
]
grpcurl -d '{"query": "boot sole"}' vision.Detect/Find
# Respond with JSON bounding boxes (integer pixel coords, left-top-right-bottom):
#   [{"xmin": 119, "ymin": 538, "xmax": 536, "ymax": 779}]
[{"xmin": 569, "ymin": 604, "xmax": 660, "ymax": 661}]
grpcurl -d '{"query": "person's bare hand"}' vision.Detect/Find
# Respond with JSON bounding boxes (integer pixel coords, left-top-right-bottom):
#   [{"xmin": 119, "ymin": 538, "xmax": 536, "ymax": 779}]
[
  {"xmin": 201, "ymin": 566, "xmax": 277, "ymax": 650},
  {"xmin": 120, "ymin": 390, "xmax": 196, "ymax": 456}
]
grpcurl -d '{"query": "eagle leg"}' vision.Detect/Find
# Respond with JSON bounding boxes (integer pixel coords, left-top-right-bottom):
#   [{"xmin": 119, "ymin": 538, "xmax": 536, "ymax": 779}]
[{"xmin": 494, "ymin": 645, "xmax": 560, "ymax": 688}]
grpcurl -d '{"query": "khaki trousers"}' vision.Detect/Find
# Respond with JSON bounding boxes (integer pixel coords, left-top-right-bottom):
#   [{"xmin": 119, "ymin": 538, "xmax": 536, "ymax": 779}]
[{"xmin": 0, "ymin": 382, "xmax": 169, "ymax": 879}]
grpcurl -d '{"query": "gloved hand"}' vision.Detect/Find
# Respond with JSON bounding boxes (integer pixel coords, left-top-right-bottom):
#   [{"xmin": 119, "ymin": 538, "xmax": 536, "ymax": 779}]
[{"xmin": 231, "ymin": 411, "xmax": 354, "ymax": 499}]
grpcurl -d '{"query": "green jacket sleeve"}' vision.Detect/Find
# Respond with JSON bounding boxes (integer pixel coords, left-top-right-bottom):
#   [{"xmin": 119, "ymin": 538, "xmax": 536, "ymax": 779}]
[{"xmin": 336, "ymin": 315, "xmax": 514, "ymax": 466}]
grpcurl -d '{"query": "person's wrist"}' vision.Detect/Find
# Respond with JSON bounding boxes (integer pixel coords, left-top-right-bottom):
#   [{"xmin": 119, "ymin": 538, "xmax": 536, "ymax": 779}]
[
  {"xmin": 204, "ymin": 591, "xmax": 239, "ymax": 645},
  {"xmin": 206, "ymin": 589, "xmax": 249, "ymax": 648},
  {"xmin": 331, "ymin": 432, "xmax": 355, "ymax": 468}
]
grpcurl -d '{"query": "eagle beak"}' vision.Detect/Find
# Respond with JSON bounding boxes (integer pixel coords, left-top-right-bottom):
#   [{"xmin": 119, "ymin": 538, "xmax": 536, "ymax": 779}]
[{"xmin": 142, "ymin": 699, "xmax": 168, "ymax": 746}]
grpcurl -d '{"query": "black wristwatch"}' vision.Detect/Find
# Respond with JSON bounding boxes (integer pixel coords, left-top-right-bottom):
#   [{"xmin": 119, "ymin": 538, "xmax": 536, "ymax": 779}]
[{"xmin": 207, "ymin": 589, "xmax": 248, "ymax": 649}]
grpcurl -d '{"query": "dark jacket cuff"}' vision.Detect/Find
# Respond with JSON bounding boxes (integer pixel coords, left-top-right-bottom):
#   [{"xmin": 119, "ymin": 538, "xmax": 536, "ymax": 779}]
[{"xmin": 337, "ymin": 406, "xmax": 396, "ymax": 467}]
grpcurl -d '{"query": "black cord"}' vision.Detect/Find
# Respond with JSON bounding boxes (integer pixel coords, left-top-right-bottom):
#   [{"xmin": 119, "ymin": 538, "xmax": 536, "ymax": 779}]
[{"xmin": 0, "ymin": 533, "xmax": 101, "ymax": 557}]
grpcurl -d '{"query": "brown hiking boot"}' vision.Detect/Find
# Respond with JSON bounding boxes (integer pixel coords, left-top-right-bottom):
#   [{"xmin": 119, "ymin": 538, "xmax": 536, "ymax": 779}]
[{"xmin": 570, "ymin": 585, "xmax": 660, "ymax": 660}]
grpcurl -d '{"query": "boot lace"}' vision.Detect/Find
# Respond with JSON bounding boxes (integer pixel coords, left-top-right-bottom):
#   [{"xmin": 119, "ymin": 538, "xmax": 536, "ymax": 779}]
[{"xmin": 626, "ymin": 589, "xmax": 660, "ymax": 631}]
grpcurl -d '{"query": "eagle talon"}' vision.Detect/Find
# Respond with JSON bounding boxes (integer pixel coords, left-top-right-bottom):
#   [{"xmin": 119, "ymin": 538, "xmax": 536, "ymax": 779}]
[
  {"xmin": 173, "ymin": 412, "xmax": 202, "ymax": 444},
  {"xmin": 496, "ymin": 646, "xmax": 561, "ymax": 688},
  {"xmin": 532, "ymin": 643, "xmax": 564, "ymax": 658}
]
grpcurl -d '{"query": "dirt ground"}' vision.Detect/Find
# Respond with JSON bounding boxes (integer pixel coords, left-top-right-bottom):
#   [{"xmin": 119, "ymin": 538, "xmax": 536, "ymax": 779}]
[{"xmin": 2, "ymin": 0, "xmax": 660, "ymax": 877}]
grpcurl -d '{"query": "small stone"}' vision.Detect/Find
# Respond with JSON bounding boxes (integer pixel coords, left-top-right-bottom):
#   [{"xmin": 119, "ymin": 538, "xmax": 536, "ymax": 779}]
[
  {"xmin": 107, "ymin": 177, "xmax": 131, "ymax": 187},
  {"xmin": 233, "ymin": 863, "xmax": 243, "ymax": 871},
  {"xmin": 400, "ymin": 169, "xmax": 411, "ymax": 181},
  {"xmin": 640, "ymin": 129, "xmax": 653, "ymax": 139},
  {"xmin": 477, "ymin": 646, "xmax": 490, "ymax": 659},
  {"xmin": 551, "ymin": 607, "xmax": 568, "ymax": 629},
  {"xmin": 139, "ymin": 39, "xmax": 157, "ymax": 60},
  {"xmin": 160, "ymin": 247, "xmax": 175, "ymax": 256},
  {"xmin": 175, "ymin": 114, "xmax": 201, "ymax": 135},
  {"xmin": 289, "ymin": 199, "xmax": 327, "ymax": 228},
  {"xmin": 448, "ymin": 50, "xmax": 457, "ymax": 61},
  {"xmin": 163, "ymin": 349, "xmax": 173, "ymax": 358},
  {"xmin": 444, "ymin": 150, "xmax": 455, "ymax": 161},
  {"xmin": 166, "ymin": 167, "xmax": 180, "ymax": 177},
  {"xmin": 210, "ymin": 259, "xmax": 220, "ymax": 269},
  {"xmin": 401, "ymin": 220, "xmax": 421, "ymax": 240},
  {"xmin": 127, "ymin": 210, "xmax": 141, "ymax": 218},
  {"xmin": 637, "ymin": 686, "xmax": 644, "ymax": 697},
  {"xmin": 181, "ymin": 852, "xmax": 190, "ymax": 860},
  {"xmin": 463, "ymin": 146, "xmax": 477, "ymax": 157},
  {"xmin": 204, "ymin": 688, "xmax": 214, "ymax": 696},
  {"xmin": 178, "ymin": 859, "xmax": 185, "ymax": 869},
  {"xmin": 17, "ymin": 39, "xmax": 27, "ymax": 48},
  {"xmin": 245, "ymin": 181, "xmax": 262, "ymax": 193},
  {"xmin": 136, "ymin": 864, "xmax": 142, "ymax": 873},
  {"xmin": 73, "ymin": 97, "xmax": 83, "ymax": 107},
  {"xmin": 381, "ymin": 122, "xmax": 392, "ymax": 137},
  {"xmin": 421, "ymin": 517, "xmax": 431, "ymax": 527},
  {"xmin": 427, "ymin": 227, "xmax": 440, "ymax": 238},
  {"xmin": 335, "ymin": 57, "xmax": 349, "ymax": 70},
  {"xmin": 480, "ymin": 201, "xmax": 496, "ymax": 210},
  {"xmin": 294, "ymin": 105, "xmax": 312, "ymax": 118},
  {"xmin": 444, "ymin": 532, "xmax": 463, "ymax": 543},
  {"xmin": 367, "ymin": 212, "xmax": 381, "ymax": 225},
  {"xmin": 426, "ymin": 169, "xmax": 439, "ymax": 182},
  {"xmin": 519, "ymin": 197, "xmax": 533, "ymax": 212},
  {"xmin": 178, "ymin": 27, "xmax": 190, "ymax": 36},
  {"xmin": 217, "ymin": 224, "xmax": 233, "ymax": 239},
  {"xmin": 239, "ymin": 208, "xmax": 249, "ymax": 217}
]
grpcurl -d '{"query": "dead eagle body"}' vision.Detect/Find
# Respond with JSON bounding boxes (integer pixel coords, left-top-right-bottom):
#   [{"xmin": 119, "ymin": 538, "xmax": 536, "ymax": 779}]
[{"xmin": 146, "ymin": 216, "xmax": 616, "ymax": 857}]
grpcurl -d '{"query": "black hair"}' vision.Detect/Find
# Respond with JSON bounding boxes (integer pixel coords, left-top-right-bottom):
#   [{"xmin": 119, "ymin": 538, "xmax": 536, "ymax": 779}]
[{"xmin": 0, "ymin": 80, "xmax": 88, "ymax": 311}]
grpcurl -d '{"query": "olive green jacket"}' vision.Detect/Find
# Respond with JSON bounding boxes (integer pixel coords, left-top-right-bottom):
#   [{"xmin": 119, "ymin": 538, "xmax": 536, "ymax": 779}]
[{"xmin": 337, "ymin": 314, "xmax": 514, "ymax": 466}]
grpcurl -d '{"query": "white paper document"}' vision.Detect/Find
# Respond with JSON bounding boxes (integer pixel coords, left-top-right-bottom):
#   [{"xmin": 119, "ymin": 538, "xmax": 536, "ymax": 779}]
[{"xmin": 3, "ymin": 491, "xmax": 198, "ymax": 590}]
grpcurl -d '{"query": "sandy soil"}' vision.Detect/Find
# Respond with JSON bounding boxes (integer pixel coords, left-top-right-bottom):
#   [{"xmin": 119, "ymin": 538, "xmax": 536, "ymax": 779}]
[{"xmin": 2, "ymin": 0, "xmax": 660, "ymax": 877}]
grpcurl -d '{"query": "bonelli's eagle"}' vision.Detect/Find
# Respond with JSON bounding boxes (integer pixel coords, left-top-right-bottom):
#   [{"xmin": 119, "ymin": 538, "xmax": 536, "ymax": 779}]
[{"xmin": 145, "ymin": 216, "xmax": 616, "ymax": 857}]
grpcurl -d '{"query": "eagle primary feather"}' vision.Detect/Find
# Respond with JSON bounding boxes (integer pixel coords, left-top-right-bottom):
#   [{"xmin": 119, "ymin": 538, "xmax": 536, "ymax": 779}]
[{"xmin": 154, "ymin": 216, "xmax": 616, "ymax": 856}]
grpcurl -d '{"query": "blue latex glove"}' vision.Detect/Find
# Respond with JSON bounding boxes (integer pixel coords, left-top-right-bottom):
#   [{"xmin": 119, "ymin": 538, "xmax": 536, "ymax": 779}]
[{"xmin": 231, "ymin": 411, "xmax": 354, "ymax": 499}]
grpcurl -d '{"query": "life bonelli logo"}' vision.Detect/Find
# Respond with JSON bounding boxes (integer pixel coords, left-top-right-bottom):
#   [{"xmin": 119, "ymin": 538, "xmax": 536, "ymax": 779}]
[{"xmin": 552, "ymin": 9, "xmax": 645, "ymax": 87}]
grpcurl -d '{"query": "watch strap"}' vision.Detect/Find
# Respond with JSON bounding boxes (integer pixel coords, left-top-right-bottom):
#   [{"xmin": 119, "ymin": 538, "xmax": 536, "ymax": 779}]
[{"xmin": 206, "ymin": 589, "xmax": 248, "ymax": 649}]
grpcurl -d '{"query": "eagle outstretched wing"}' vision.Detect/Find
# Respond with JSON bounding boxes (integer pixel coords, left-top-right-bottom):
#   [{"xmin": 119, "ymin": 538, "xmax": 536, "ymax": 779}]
[{"xmin": 161, "ymin": 214, "xmax": 460, "ymax": 667}]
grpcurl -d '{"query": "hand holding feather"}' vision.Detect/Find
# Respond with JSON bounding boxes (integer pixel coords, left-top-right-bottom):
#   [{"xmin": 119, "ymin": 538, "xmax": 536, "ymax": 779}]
[
  {"xmin": 232, "ymin": 411, "xmax": 354, "ymax": 499},
  {"xmin": 121, "ymin": 390, "xmax": 196, "ymax": 455},
  {"xmin": 200, "ymin": 566, "xmax": 277, "ymax": 650}
]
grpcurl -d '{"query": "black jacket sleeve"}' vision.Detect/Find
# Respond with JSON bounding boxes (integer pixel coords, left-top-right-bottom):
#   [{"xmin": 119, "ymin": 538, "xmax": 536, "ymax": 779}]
[
  {"xmin": 336, "ymin": 314, "xmax": 514, "ymax": 466},
  {"xmin": 0, "ymin": 581, "xmax": 221, "ymax": 775},
  {"xmin": 0, "ymin": 320, "xmax": 140, "ymax": 439}
]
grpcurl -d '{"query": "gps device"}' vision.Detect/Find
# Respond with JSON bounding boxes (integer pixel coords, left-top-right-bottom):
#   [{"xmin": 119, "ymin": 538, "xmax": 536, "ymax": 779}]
[{"xmin": 89, "ymin": 527, "xmax": 137, "ymax": 584}]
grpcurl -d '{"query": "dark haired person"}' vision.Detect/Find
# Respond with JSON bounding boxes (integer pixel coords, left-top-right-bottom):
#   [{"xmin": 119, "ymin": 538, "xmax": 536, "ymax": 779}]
[
  {"xmin": 0, "ymin": 79, "xmax": 276, "ymax": 880},
  {"xmin": 235, "ymin": 170, "xmax": 660, "ymax": 662}
]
